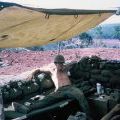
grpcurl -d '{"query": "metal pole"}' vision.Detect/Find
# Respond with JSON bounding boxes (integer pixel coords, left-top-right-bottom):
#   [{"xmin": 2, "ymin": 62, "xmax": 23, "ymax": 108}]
[{"xmin": 57, "ymin": 42, "xmax": 61, "ymax": 54}]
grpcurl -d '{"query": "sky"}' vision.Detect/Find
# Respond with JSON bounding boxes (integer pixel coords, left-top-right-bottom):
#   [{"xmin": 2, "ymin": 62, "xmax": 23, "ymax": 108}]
[
  {"xmin": 1, "ymin": 0, "xmax": 120, "ymax": 9},
  {"xmin": 1, "ymin": 0, "xmax": 120, "ymax": 24}
]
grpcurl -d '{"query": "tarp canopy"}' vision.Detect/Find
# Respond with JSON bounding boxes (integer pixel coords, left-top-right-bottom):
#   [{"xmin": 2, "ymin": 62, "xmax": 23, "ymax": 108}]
[{"xmin": 0, "ymin": 1, "xmax": 118, "ymax": 48}]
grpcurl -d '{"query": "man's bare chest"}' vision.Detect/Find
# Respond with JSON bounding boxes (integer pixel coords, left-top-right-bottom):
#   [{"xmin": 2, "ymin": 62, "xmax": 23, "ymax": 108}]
[{"xmin": 56, "ymin": 72, "xmax": 69, "ymax": 80}]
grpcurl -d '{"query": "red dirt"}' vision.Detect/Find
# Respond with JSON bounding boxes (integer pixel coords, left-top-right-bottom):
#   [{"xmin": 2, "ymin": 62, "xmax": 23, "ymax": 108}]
[{"xmin": 0, "ymin": 48, "xmax": 120, "ymax": 76}]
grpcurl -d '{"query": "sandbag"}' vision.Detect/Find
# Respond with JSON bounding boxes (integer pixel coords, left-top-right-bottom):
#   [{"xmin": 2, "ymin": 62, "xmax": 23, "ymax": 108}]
[
  {"xmin": 36, "ymin": 72, "xmax": 54, "ymax": 90},
  {"xmin": 90, "ymin": 69, "xmax": 101, "ymax": 74},
  {"xmin": 2, "ymin": 90, "xmax": 10, "ymax": 102},
  {"xmin": 78, "ymin": 81, "xmax": 92, "ymax": 93},
  {"xmin": 30, "ymin": 82, "xmax": 40, "ymax": 93},
  {"xmin": 90, "ymin": 74, "xmax": 101, "ymax": 82},
  {"xmin": 71, "ymin": 78, "xmax": 84, "ymax": 85},
  {"xmin": 78, "ymin": 57, "xmax": 91, "ymax": 72},
  {"xmin": 114, "ymin": 69, "xmax": 120, "ymax": 76},
  {"xmin": 9, "ymin": 81, "xmax": 18, "ymax": 88},
  {"xmin": 41, "ymin": 79, "xmax": 55, "ymax": 91},
  {"xmin": 90, "ymin": 55, "xmax": 101, "ymax": 63},
  {"xmin": 100, "ymin": 62, "xmax": 119, "ymax": 70},
  {"xmin": 90, "ymin": 56, "xmax": 101, "ymax": 69},
  {"xmin": 70, "ymin": 71, "xmax": 83, "ymax": 79},
  {"xmin": 110, "ymin": 75, "xmax": 120, "ymax": 89},
  {"xmin": 100, "ymin": 76, "xmax": 110, "ymax": 84},
  {"xmin": 101, "ymin": 70, "xmax": 113, "ymax": 77},
  {"xmin": 2, "ymin": 86, "xmax": 22, "ymax": 102},
  {"xmin": 89, "ymin": 78, "xmax": 97, "ymax": 86},
  {"xmin": 9, "ymin": 88, "xmax": 22, "ymax": 100}
]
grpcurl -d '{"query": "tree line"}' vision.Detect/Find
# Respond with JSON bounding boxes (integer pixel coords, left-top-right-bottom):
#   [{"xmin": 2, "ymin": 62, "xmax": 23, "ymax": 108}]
[{"xmin": 78, "ymin": 25, "xmax": 120, "ymax": 47}]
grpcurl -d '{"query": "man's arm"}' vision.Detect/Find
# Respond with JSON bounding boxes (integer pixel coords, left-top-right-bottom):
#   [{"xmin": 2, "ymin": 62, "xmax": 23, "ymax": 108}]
[
  {"xmin": 34, "ymin": 68, "xmax": 51, "ymax": 75},
  {"xmin": 27, "ymin": 67, "xmax": 51, "ymax": 80}
]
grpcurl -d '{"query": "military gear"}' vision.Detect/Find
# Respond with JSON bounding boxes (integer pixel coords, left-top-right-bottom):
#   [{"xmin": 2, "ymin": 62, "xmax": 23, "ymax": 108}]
[{"xmin": 11, "ymin": 86, "xmax": 90, "ymax": 116}]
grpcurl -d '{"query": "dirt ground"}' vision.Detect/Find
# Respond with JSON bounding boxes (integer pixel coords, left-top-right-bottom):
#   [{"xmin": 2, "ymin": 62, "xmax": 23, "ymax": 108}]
[{"xmin": 0, "ymin": 48, "xmax": 120, "ymax": 84}]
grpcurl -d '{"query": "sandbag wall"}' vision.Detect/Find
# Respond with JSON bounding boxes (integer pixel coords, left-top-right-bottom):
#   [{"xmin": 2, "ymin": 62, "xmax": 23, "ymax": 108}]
[
  {"xmin": 1, "ymin": 73, "xmax": 54, "ymax": 104},
  {"xmin": 70, "ymin": 56, "xmax": 120, "ymax": 89}
]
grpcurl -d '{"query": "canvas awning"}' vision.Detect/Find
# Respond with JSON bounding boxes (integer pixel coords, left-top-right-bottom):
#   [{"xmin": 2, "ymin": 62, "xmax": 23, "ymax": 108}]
[{"xmin": 0, "ymin": 2, "xmax": 117, "ymax": 48}]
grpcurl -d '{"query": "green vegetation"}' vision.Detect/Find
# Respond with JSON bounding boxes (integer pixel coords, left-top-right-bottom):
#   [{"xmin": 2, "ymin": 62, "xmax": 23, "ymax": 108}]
[
  {"xmin": 88, "ymin": 24, "xmax": 120, "ymax": 39},
  {"xmin": 113, "ymin": 26, "xmax": 120, "ymax": 40},
  {"xmin": 26, "ymin": 46, "xmax": 44, "ymax": 51},
  {"xmin": 79, "ymin": 32, "xmax": 93, "ymax": 47}
]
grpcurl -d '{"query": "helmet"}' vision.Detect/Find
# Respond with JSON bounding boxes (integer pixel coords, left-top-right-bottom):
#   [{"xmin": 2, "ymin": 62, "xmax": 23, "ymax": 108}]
[{"xmin": 54, "ymin": 55, "xmax": 65, "ymax": 63}]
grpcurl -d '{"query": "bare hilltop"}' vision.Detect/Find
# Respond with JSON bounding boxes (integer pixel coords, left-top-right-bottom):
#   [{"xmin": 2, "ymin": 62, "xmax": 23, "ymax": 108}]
[{"xmin": 0, "ymin": 48, "xmax": 120, "ymax": 75}]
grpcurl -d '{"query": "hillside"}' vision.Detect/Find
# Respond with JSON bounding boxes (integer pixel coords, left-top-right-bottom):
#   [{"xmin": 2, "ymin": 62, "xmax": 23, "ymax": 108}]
[{"xmin": 1, "ymin": 48, "xmax": 120, "ymax": 76}]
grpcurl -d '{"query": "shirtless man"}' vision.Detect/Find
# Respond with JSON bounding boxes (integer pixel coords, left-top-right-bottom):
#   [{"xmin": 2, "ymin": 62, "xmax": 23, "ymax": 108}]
[{"xmin": 12, "ymin": 55, "xmax": 90, "ymax": 116}]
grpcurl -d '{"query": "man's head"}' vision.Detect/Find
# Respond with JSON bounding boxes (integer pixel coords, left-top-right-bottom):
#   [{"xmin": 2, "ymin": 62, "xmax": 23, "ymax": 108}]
[{"xmin": 54, "ymin": 55, "xmax": 65, "ymax": 71}]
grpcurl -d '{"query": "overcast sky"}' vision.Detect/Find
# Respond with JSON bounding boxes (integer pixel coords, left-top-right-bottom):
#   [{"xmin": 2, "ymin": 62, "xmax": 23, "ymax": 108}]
[
  {"xmin": 1, "ymin": 0, "xmax": 120, "ymax": 9},
  {"xmin": 1, "ymin": 0, "xmax": 120, "ymax": 24}
]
